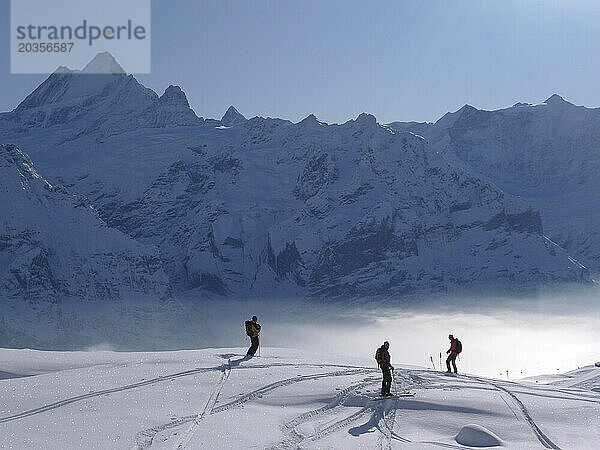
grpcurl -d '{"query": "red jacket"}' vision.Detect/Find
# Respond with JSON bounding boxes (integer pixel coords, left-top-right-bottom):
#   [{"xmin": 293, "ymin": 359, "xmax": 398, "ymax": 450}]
[
  {"xmin": 449, "ymin": 338, "xmax": 458, "ymax": 354},
  {"xmin": 379, "ymin": 346, "xmax": 391, "ymax": 367}
]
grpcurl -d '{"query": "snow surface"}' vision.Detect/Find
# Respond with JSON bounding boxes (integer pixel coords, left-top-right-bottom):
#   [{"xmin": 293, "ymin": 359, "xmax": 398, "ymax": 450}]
[
  {"xmin": 0, "ymin": 347, "xmax": 598, "ymax": 449},
  {"xmin": 455, "ymin": 424, "xmax": 504, "ymax": 447}
]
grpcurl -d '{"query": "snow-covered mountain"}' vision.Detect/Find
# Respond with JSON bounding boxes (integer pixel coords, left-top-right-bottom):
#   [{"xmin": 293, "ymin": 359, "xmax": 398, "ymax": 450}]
[
  {"xmin": 0, "ymin": 52, "xmax": 201, "ymax": 143},
  {"xmin": 0, "ymin": 142, "xmax": 184, "ymax": 348},
  {"xmin": 0, "ymin": 54, "xmax": 591, "ymax": 309},
  {"xmin": 220, "ymin": 105, "xmax": 247, "ymax": 126},
  {"xmin": 105, "ymin": 112, "xmax": 586, "ymax": 299},
  {"xmin": 389, "ymin": 95, "xmax": 600, "ymax": 273}
]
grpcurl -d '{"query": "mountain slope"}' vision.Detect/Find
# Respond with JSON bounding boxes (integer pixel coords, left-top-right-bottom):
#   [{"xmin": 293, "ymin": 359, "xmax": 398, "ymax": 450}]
[
  {"xmin": 3, "ymin": 112, "xmax": 587, "ymax": 299},
  {"xmin": 0, "ymin": 143, "xmax": 181, "ymax": 348},
  {"xmin": 389, "ymin": 95, "xmax": 600, "ymax": 272}
]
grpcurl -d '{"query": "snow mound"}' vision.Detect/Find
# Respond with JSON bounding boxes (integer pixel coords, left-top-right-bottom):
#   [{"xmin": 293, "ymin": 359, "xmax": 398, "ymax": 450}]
[{"xmin": 455, "ymin": 424, "xmax": 504, "ymax": 447}]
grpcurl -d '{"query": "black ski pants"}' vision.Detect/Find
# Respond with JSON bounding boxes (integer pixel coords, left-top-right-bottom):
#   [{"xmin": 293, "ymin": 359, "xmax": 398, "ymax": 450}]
[
  {"xmin": 381, "ymin": 364, "xmax": 392, "ymax": 395},
  {"xmin": 446, "ymin": 352, "xmax": 458, "ymax": 373},
  {"xmin": 247, "ymin": 336, "xmax": 259, "ymax": 356}
]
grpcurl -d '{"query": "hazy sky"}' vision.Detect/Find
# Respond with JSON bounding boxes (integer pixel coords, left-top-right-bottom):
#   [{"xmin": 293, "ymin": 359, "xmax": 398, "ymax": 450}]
[{"xmin": 1, "ymin": 0, "xmax": 600, "ymax": 123}]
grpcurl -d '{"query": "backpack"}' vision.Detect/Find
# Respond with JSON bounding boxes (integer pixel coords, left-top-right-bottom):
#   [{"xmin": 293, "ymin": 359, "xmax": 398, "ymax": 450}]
[
  {"xmin": 455, "ymin": 339, "xmax": 462, "ymax": 354},
  {"xmin": 375, "ymin": 347, "xmax": 383, "ymax": 365},
  {"xmin": 245, "ymin": 320, "xmax": 253, "ymax": 337}
]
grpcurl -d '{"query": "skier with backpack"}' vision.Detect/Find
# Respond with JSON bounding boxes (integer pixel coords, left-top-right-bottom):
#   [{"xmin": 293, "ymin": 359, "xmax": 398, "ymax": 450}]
[
  {"xmin": 446, "ymin": 334, "xmax": 462, "ymax": 373},
  {"xmin": 245, "ymin": 316, "xmax": 261, "ymax": 357},
  {"xmin": 375, "ymin": 341, "xmax": 394, "ymax": 396}
]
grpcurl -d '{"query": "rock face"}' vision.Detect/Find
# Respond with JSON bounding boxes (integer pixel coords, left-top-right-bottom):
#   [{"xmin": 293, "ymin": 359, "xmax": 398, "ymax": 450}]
[
  {"xmin": 388, "ymin": 95, "xmax": 600, "ymax": 272},
  {"xmin": 128, "ymin": 85, "xmax": 202, "ymax": 129},
  {"xmin": 0, "ymin": 143, "xmax": 179, "ymax": 348},
  {"xmin": 390, "ymin": 94, "xmax": 600, "ymax": 272},
  {"xmin": 97, "ymin": 114, "xmax": 587, "ymax": 298},
  {"xmin": 0, "ymin": 54, "xmax": 591, "ymax": 311}
]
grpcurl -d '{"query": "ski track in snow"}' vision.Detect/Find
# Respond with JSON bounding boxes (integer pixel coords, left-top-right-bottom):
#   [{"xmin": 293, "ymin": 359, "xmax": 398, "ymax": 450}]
[
  {"xmin": 372, "ymin": 397, "xmax": 470, "ymax": 450},
  {"xmin": 308, "ymin": 406, "xmax": 371, "ymax": 442},
  {"xmin": 275, "ymin": 371, "xmax": 470, "ymax": 450},
  {"xmin": 462, "ymin": 374, "xmax": 562, "ymax": 450},
  {"xmin": 0, "ymin": 360, "xmax": 371, "ymax": 427},
  {"xmin": 378, "ymin": 398, "xmax": 396, "ymax": 450},
  {"xmin": 3, "ymin": 350, "xmax": 595, "ymax": 449},
  {"xmin": 133, "ymin": 366, "xmax": 373, "ymax": 449},
  {"xmin": 0, "ymin": 366, "xmax": 220, "ymax": 425},
  {"xmin": 173, "ymin": 359, "xmax": 232, "ymax": 450},
  {"xmin": 569, "ymin": 372, "xmax": 600, "ymax": 391},
  {"xmin": 274, "ymin": 377, "xmax": 377, "ymax": 449},
  {"xmin": 212, "ymin": 368, "xmax": 371, "ymax": 414}
]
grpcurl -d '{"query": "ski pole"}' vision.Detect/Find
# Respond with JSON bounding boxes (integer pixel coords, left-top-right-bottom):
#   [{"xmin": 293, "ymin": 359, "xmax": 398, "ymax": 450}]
[
  {"xmin": 392, "ymin": 371, "xmax": 398, "ymax": 395},
  {"xmin": 430, "ymin": 356, "xmax": 436, "ymax": 370}
]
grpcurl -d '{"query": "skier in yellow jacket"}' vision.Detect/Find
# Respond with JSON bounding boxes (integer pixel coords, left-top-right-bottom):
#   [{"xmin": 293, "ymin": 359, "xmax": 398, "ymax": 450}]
[{"xmin": 245, "ymin": 316, "xmax": 261, "ymax": 357}]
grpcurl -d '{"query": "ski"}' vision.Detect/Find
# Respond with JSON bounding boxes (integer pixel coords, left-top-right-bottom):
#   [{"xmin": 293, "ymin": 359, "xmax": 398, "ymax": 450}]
[{"xmin": 373, "ymin": 393, "xmax": 416, "ymax": 400}]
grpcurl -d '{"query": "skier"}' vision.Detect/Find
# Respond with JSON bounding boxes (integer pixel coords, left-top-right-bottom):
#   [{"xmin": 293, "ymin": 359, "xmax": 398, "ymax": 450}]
[
  {"xmin": 375, "ymin": 341, "xmax": 394, "ymax": 396},
  {"xmin": 446, "ymin": 334, "xmax": 462, "ymax": 373},
  {"xmin": 245, "ymin": 316, "xmax": 261, "ymax": 357}
]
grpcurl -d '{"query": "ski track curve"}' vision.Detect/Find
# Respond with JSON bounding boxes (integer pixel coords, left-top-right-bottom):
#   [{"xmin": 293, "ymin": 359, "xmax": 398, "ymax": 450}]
[
  {"xmin": 465, "ymin": 375, "xmax": 562, "ymax": 450},
  {"xmin": 307, "ymin": 407, "xmax": 371, "ymax": 442},
  {"xmin": 212, "ymin": 368, "xmax": 371, "ymax": 414},
  {"xmin": 569, "ymin": 373, "xmax": 600, "ymax": 391},
  {"xmin": 133, "ymin": 368, "xmax": 373, "ymax": 449},
  {"xmin": 278, "ymin": 374, "xmax": 466, "ymax": 450},
  {"xmin": 375, "ymin": 397, "xmax": 470, "ymax": 450},
  {"xmin": 273, "ymin": 377, "xmax": 377, "ymax": 449}
]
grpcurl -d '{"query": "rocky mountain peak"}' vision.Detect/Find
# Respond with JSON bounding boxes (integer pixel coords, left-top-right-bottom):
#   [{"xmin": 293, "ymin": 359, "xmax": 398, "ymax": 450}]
[
  {"xmin": 221, "ymin": 105, "xmax": 247, "ymax": 126},
  {"xmin": 354, "ymin": 112, "xmax": 377, "ymax": 126},
  {"xmin": 544, "ymin": 94, "xmax": 566, "ymax": 105},
  {"xmin": 159, "ymin": 85, "xmax": 191, "ymax": 108},
  {"xmin": 82, "ymin": 52, "xmax": 126, "ymax": 74}
]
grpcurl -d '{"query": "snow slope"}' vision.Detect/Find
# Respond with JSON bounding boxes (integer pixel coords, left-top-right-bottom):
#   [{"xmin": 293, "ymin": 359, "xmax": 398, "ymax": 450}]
[{"xmin": 0, "ymin": 347, "xmax": 598, "ymax": 449}]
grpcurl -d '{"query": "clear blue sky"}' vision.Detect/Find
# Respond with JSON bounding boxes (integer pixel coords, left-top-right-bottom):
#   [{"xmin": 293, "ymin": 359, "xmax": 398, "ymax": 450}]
[{"xmin": 1, "ymin": 0, "xmax": 600, "ymax": 123}]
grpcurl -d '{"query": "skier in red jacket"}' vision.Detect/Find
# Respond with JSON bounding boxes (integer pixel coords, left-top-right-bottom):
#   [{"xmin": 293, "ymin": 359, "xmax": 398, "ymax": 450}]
[
  {"xmin": 376, "ymin": 341, "xmax": 394, "ymax": 396},
  {"xmin": 446, "ymin": 334, "xmax": 461, "ymax": 374}
]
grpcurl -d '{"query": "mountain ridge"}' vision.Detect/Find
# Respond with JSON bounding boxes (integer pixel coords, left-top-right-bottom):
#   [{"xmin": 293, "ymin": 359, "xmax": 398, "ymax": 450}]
[
  {"xmin": 0, "ymin": 54, "xmax": 593, "ymax": 306},
  {"xmin": 388, "ymin": 94, "xmax": 600, "ymax": 272}
]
